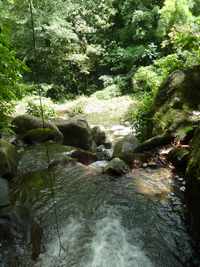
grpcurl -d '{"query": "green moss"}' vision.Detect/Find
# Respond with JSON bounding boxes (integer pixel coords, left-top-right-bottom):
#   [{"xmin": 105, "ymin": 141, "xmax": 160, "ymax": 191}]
[{"xmin": 22, "ymin": 127, "xmax": 63, "ymax": 144}]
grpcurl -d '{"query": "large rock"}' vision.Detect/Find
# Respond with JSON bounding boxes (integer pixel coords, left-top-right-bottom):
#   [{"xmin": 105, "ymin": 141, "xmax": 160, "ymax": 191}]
[
  {"xmin": 113, "ymin": 134, "xmax": 139, "ymax": 163},
  {"xmin": 55, "ymin": 118, "xmax": 95, "ymax": 151},
  {"xmin": 12, "ymin": 115, "xmax": 63, "ymax": 144},
  {"xmin": 149, "ymin": 67, "xmax": 200, "ymax": 138},
  {"xmin": 0, "ymin": 140, "xmax": 18, "ymax": 179},
  {"xmin": 154, "ymin": 67, "xmax": 200, "ymax": 111}
]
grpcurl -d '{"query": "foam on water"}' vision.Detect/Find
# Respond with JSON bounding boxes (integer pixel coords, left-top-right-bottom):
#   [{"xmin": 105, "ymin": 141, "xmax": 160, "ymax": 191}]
[
  {"xmin": 35, "ymin": 213, "xmax": 153, "ymax": 267},
  {"xmin": 85, "ymin": 216, "xmax": 153, "ymax": 267}
]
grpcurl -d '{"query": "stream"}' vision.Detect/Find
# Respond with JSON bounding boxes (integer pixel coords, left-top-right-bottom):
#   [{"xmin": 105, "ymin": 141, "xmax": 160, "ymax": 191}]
[{"xmin": 1, "ymin": 141, "xmax": 198, "ymax": 267}]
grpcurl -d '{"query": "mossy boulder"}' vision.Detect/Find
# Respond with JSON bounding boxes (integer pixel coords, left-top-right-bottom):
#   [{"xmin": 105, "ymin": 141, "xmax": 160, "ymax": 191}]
[
  {"xmin": 150, "ymin": 66, "xmax": 200, "ymax": 137},
  {"xmin": 154, "ymin": 66, "xmax": 200, "ymax": 111},
  {"xmin": 22, "ymin": 128, "xmax": 63, "ymax": 144},
  {"xmin": 0, "ymin": 140, "xmax": 18, "ymax": 179},
  {"xmin": 55, "ymin": 118, "xmax": 95, "ymax": 151},
  {"xmin": 113, "ymin": 134, "xmax": 139, "ymax": 163},
  {"xmin": 104, "ymin": 158, "xmax": 130, "ymax": 176},
  {"xmin": 12, "ymin": 115, "xmax": 63, "ymax": 144}
]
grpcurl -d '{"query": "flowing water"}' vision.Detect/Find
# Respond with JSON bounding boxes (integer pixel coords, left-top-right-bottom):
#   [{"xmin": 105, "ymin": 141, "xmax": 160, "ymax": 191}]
[{"xmin": 1, "ymin": 143, "xmax": 199, "ymax": 266}]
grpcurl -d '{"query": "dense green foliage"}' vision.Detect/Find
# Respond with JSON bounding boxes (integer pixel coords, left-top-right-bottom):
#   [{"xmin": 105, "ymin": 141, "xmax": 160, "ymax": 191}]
[
  {"xmin": 131, "ymin": 0, "xmax": 200, "ymax": 140},
  {"xmin": 0, "ymin": 0, "xmax": 200, "ymax": 135},
  {"xmin": 0, "ymin": 1, "xmax": 28, "ymax": 132}
]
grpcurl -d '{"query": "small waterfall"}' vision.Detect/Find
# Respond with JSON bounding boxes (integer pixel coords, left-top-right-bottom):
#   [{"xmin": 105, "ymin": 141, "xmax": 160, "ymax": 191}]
[
  {"xmin": 85, "ymin": 215, "xmax": 153, "ymax": 267},
  {"xmin": 35, "ymin": 210, "xmax": 153, "ymax": 267}
]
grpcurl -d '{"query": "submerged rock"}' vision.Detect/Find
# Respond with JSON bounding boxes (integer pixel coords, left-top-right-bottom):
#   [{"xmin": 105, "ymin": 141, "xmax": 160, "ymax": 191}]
[
  {"xmin": 0, "ymin": 140, "xmax": 18, "ymax": 179},
  {"xmin": 104, "ymin": 158, "xmax": 130, "ymax": 176},
  {"xmin": 55, "ymin": 118, "xmax": 95, "ymax": 151}
]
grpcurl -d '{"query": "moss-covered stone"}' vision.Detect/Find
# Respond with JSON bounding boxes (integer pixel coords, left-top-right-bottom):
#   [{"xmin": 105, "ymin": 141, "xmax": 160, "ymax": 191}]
[
  {"xmin": 154, "ymin": 66, "xmax": 200, "ymax": 111},
  {"xmin": 12, "ymin": 115, "xmax": 63, "ymax": 144},
  {"xmin": 22, "ymin": 128, "xmax": 63, "ymax": 144},
  {"xmin": 13, "ymin": 115, "xmax": 57, "ymax": 134},
  {"xmin": 104, "ymin": 158, "xmax": 130, "ymax": 176},
  {"xmin": 0, "ymin": 140, "xmax": 18, "ymax": 179},
  {"xmin": 150, "ymin": 66, "xmax": 200, "ymax": 138}
]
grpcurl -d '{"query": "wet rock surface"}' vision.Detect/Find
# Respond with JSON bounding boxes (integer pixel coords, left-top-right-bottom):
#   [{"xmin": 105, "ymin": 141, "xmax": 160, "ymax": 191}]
[{"xmin": 0, "ymin": 140, "xmax": 18, "ymax": 179}]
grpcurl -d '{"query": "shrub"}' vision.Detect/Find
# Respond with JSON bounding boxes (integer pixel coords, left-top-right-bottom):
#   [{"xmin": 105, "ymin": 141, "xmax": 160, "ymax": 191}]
[
  {"xmin": 67, "ymin": 96, "xmax": 87, "ymax": 117},
  {"xmin": 46, "ymin": 84, "xmax": 68, "ymax": 102},
  {"xmin": 0, "ymin": 102, "xmax": 14, "ymax": 134},
  {"xmin": 132, "ymin": 66, "xmax": 161, "ymax": 93},
  {"xmin": 0, "ymin": 24, "xmax": 28, "ymax": 133},
  {"xmin": 92, "ymin": 84, "xmax": 121, "ymax": 100},
  {"xmin": 26, "ymin": 101, "xmax": 56, "ymax": 120},
  {"xmin": 129, "ymin": 93, "xmax": 154, "ymax": 141}
]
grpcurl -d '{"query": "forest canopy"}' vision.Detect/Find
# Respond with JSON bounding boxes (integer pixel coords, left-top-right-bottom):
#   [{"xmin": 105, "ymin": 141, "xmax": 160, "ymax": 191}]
[{"xmin": 0, "ymin": 0, "xmax": 200, "ymax": 132}]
